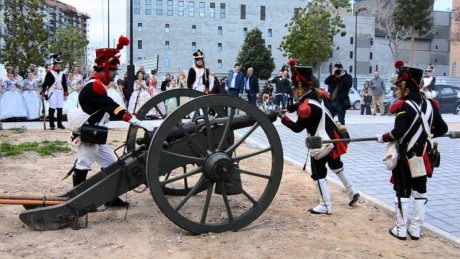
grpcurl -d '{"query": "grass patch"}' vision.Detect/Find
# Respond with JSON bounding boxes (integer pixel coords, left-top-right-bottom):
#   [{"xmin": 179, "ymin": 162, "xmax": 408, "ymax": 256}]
[
  {"xmin": 0, "ymin": 140, "xmax": 71, "ymax": 157},
  {"xmin": 9, "ymin": 126, "xmax": 27, "ymax": 134},
  {"xmin": 0, "ymin": 134, "xmax": 8, "ymax": 138}
]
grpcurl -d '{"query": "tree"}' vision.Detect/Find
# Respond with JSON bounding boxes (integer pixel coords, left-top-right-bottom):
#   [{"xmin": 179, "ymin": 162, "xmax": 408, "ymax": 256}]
[
  {"xmin": 49, "ymin": 27, "xmax": 89, "ymax": 70},
  {"xmin": 279, "ymin": 0, "xmax": 350, "ymax": 81},
  {"xmin": 369, "ymin": 0, "xmax": 411, "ymax": 62},
  {"xmin": 0, "ymin": 0, "xmax": 48, "ymax": 70},
  {"xmin": 393, "ymin": 0, "xmax": 434, "ymax": 66},
  {"xmin": 236, "ymin": 28, "xmax": 275, "ymax": 80}
]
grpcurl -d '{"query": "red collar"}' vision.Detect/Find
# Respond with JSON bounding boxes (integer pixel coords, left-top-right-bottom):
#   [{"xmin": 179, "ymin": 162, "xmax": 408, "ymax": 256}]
[
  {"xmin": 195, "ymin": 64, "xmax": 203, "ymax": 69},
  {"xmin": 94, "ymin": 73, "xmax": 108, "ymax": 85}
]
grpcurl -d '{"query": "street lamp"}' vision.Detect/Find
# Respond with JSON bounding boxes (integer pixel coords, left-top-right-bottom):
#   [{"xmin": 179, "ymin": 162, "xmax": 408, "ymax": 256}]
[{"xmin": 354, "ymin": 7, "xmax": 367, "ymax": 89}]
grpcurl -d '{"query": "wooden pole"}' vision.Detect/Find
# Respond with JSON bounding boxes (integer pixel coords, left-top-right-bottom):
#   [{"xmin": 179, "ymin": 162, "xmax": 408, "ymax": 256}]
[
  {"xmin": 0, "ymin": 199, "xmax": 65, "ymax": 206},
  {"xmin": 0, "ymin": 195, "xmax": 67, "ymax": 201}
]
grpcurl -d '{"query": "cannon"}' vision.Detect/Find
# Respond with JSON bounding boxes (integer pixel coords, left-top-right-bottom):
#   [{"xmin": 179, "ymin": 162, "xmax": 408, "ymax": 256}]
[{"xmin": 19, "ymin": 89, "xmax": 284, "ymax": 234}]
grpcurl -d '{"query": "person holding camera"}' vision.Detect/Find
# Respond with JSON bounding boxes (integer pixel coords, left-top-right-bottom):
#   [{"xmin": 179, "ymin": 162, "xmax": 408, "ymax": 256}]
[{"xmin": 324, "ymin": 63, "xmax": 352, "ymax": 125}]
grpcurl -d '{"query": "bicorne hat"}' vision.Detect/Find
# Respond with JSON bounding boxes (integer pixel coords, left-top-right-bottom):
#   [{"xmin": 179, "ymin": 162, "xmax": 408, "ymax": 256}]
[
  {"xmin": 425, "ymin": 64, "xmax": 434, "ymax": 72},
  {"xmin": 50, "ymin": 53, "xmax": 63, "ymax": 65},
  {"xmin": 193, "ymin": 49, "xmax": 204, "ymax": 60},
  {"xmin": 394, "ymin": 61, "xmax": 423, "ymax": 92}
]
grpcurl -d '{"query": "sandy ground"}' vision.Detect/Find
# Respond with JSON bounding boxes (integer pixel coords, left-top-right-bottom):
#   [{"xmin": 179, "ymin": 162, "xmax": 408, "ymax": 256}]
[{"xmin": 0, "ymin": 128, "xmax": 459, "ymax": 259}]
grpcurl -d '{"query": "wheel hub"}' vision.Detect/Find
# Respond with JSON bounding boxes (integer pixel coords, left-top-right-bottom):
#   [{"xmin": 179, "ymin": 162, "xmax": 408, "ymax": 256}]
[{"xmin": 204, "ymin": 152, "xmax": 234, "ymax": 182}]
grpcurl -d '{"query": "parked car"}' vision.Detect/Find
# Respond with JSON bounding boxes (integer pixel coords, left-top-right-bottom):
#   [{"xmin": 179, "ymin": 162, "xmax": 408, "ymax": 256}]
[
  {"xmin": 349, "ymin": 88, "xmax": 361, "ymax": 110},
  {"xmin": 383, "ymin": 84, "xmax": 460, "ymax": 114}
]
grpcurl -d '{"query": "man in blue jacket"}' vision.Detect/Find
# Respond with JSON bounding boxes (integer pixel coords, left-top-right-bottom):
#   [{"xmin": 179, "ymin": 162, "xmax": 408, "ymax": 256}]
[
  {"xmin": 245, "ymin": 67, "xmax": 259, "ymax": 105},
  {"xmin": 225, "ymin": 63, "xmax": 245, "ymax": 98}
]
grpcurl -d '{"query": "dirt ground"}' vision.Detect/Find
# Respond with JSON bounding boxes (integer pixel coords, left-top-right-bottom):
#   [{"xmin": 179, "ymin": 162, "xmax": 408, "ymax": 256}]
[{"xmin": 0, "ymin": 128, "xmax": 459, "ymax": 259}]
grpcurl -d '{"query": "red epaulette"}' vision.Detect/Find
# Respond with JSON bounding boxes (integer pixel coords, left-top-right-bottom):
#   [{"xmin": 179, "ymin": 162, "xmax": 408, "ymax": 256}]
[
  {"xmin": 93, "ymin": 80, "xmax": 107, "ymax": 95},
  {"xmin": 389, "ymin": 100, "xmax": 404, "ymax": 114},
  {"xmin": 298, "ymin": 99, "xmax": 311, "ymax": 118},
  {"xmin": 428, "ymin": 98, "xmax": 440, "ymax": 110}
]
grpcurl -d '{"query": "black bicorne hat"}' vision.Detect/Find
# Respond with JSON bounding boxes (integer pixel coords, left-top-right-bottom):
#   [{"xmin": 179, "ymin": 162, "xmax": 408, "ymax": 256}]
[
  {"xmin": 291, "ymin": 66, "xmax": 315, "ymax": 88},
  {"xmin": 394, "ymin": 61, "xmax": 423, "ymax": 91},
  {"xmin": 193, "ymin": 49, "xmax": 204, "ymax": 60},
  {"xmin": 50, "ymin": 53, "xmax": 63, "ymax": 65}
]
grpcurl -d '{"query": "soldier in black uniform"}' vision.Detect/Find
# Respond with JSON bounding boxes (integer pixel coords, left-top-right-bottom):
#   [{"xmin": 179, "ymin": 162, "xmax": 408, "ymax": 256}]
[
  {"xmin": 42, "ymin": 54, "xmax": 68, "ymax": 130},
  {"xmin": 377, "ymin": 61, "xmax": 448, "ymax": 240},
  {"xmin": 279, "ymin": 62, "xmax": 360, "ymax": 215},
  {"xmin": 70, "ymin": 36, "xmax": 153, "ymax": 207}
]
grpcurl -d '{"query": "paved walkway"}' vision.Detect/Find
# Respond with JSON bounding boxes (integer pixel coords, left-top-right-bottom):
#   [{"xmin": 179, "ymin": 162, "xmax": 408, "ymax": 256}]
[{"xmin": 1, "ymin": 110, "xmax": 459, "ymax": 243}]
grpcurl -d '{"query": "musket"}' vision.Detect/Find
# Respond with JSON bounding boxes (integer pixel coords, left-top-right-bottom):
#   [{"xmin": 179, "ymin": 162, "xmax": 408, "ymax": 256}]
[{"xmin": 41, "ymin": 87, "xmax": 47, "ymax": 130}]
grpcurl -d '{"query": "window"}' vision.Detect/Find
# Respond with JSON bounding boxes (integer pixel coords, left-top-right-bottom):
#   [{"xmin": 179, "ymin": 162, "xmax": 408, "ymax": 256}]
[
  {"xmin": 165, "ymin": 41, "xmax": 170, "ymax": 50},
  {"xmin": 199, "ymin": 2, "xmax": 205, "ymax": 17},
  {"xmin": 220, "ymin": 3, "xmax": 226, "ymax": 18},
  {"xmin": 268, "ymin": 29, "xmax": 272, "ymax": 37},
  {"xmin": 241, "ymin": 4, "xmax": 246, "ymax": 19},
  {"xmin": 218, "ymin": 26, "xmax": 222, "ymax": 35},
  {"xmin": 210, "ymin": 2, "xmax": 215, "ymax": 18},
  {"xmin": 134, "ymin": 0, "xmax": 140, "ymax": 14},
  {"xmin": 192, "ymin": 42, "xmax": 196, "ymax": 51},
  {"xmin": 178, "ymin": 1, "xmax": 184, "ymax": 16},
  {"xmin": 165, "ymin": 24, "xmax": 170, "ymax": 32},
  {"xmin": 350, "ymin": 37, "xmax": 353, "ymax": 45},
  {"xmin": 435, "ymin": 45, "xmax": 438, "ymax": 50},
  {"xmin": 435, "ymin": 58, "xmax": 438, "ymax": 63},
  {"xmin": 189, "ymin": 1, "xmax": 195, "ymax": 17},
  {"xmin": 192, "ymin": 25, "xmax": 196, "ymax": 34},
  {"xmin": 243, "ymin": 27, "xmax": 247, "ymax": 36},
  {"xmin": 260, "ymin": 6, "xmax": 266, "ymax": 20},
  {"xmin": 137, "ymin": 23, "xmax": 142, "ymax": 32},
  {"xmin": 350, "ymin": 51, "xmax": 353, "ymax": 59},
  {"xmin": 370, "ymin": 38, "xmax": 374, "ymax": 45},
  {"xmin": 138, "ymin": 40, "xmax": 143, "ymax": 49},
  {"xmin": 268, "ymin": 45, "xmax": 272, "ymax": 52},
  {"xmin": 370, "ymin": 52, "xmax": 373, "ymax": 59},
  {"xmin": 218, "ymin": 43, "xmax": 222, "ymax": 52},
  {"xmin": 167, "ymin": 0, "xmax": 173, "ymax": 16},
  {"xmin": 146, "ymin": 0, "xmax": 152, "ymax": 15},
  {"xmin": 349, "ymin": 66, "xmax": 353, "ymax": 73},
  {"xmin": 369, "ymin": 66, "xmax": 373, "ymax": 73},
  {"xmin": 156, "ymin": 0, "xmax": 162, "ymax": 15},
  {"xmin": 218, "ymin": 59, "xmax": 222, "ymax": 68},
  {"xmin": 165, "ymin": 58, "xmax": 170, "ymax": 67}
]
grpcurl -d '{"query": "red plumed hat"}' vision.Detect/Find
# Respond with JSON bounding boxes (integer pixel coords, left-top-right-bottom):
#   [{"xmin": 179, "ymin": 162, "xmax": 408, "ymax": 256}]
[{"xmin": 94, "ymin": 36, "xmax": 130, "ymax": 82}]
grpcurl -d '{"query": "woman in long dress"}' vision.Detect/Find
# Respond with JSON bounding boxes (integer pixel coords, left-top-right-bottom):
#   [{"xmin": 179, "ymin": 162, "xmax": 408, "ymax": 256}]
[
  {"xmin": 127, "ymin": 70, "xmax": 151, "ymax": 115},
  {"xmin": 107, "ymin": 80, "xmax": 126, "ymax": 109},
  {"xmin": 146, "ymin": 72, "xmax": 165, "ymax": 118},
  {"xmin": 165, "ymin": 80, "xmax": 178, "ymax": 114},
  {"xmin": 0, "ymin": 73, "xmax": 28, "ymax": 120},
  {"xmin": 63, "ymin": 73, "xmax": 81, "ymax": 114},
  {"xmin": 22, "ymin": 72, "xmax": 41, "ymax": 120}
]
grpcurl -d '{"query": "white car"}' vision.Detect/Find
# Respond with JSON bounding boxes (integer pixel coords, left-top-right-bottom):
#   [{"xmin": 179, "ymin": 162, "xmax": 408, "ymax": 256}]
[{"xmin": 349, "ymin": 88, "xmax": 361, "ymax": 110}]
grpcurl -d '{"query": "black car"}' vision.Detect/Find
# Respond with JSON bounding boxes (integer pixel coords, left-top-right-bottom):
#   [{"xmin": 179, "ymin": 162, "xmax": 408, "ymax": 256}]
[
  {"xmin": 433, "ymin": 84, "xmax": 460, "ymax": 114},
  {"xmin": 383, "ymin": 85, "xmax": 460, "ymax": 115}
]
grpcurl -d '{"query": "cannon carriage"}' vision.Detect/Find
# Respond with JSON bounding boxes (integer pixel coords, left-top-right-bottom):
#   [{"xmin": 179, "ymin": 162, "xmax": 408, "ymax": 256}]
[{"xmin": 18, "ymin": 89, "xmax": 284, "ymax": 234}]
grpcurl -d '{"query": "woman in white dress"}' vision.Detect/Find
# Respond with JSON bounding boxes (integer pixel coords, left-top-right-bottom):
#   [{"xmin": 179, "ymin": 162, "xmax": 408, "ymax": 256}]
[
  {"xmin": 128, "ymin": 70, "xmax": 151, "ymax": 115},
  {"xmin": 63, "ymin": 73, "xmax": 80, "ymax": 114},
  {"xmin": 0, "ymin": 73, "xmax": 28, "ymax": 120},
  {"xmin": 22, "ymin": 72, "xmax": 41, "ymax": 120},
  {"xmin": 107, "ymin": 80, "xmax": 126, "ymax": 109},
  {"xmin": 165, "ymin": 80, "xmax": 178, "ymax": 114}
]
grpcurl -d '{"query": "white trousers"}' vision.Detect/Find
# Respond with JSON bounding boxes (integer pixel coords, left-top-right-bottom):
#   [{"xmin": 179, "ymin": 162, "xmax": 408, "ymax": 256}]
[
  {"xmin": 49, "ymin": 89, "xmax": 64, "ymax": 109},
  {"xmin": 75, "ymin": 143, "xmax": 115, "ymax": 170}
]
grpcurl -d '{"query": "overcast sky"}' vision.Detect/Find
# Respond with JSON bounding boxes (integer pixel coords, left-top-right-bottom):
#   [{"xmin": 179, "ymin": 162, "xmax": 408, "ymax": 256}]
[{"xmin": 60, "ymin": 0, "xmax": 453, "ymax": 63}]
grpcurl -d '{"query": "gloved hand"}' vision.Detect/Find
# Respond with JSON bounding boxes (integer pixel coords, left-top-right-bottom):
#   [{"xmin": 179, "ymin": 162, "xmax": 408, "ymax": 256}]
[
  {"xmin": 277, "ymin": 110, "xmax": 285, "ymax": 119},
  {"xmin": 376, "ymin": 134, "xmax": 384, "ymax": 143},
  {"xmin": 129, "ymin": 117, "xmax": 154, "ymax": 131}
]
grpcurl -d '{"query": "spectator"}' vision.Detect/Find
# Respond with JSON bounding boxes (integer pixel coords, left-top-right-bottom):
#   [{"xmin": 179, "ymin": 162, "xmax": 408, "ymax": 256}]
[
  {"xmin": 209, "ymin": 73, "xmax": 221, "ymax": 94},
  {"xmin": 161, "ymin": 73, "xmax": 171, "ymax": 92},
  {"xmin": 271, "ymin": 70, "xmax": 290, "ymax": 110},
  {"xmin": 244, "ymin": 67, "xmax": 259, "ymax": 105},
  {"xmin": 219, "ymin": 77, "xmax": 228, "ymax": 95},
  {"xmin": 117, "ymin": 72, "xmax": 130, "ymax": 103},
  {"xmin": 370, "ymin": 71, "xmax": 386, "ymax": 116},
  {"xmin": 139, "ymin": 66, "xmax": 149, "ymax": 81},
  {"xmin": 360, "ymin": 80, "xmax": 372, "ymax": 115},
  {"xmin": 22, "ymin": 72, "xmax": 41, "ymax": 120},
  {"xmin": 127, "ymin": 70, "xmax": 150, "ymax": 115},
  {"xmin": 325, "ymin": 62, "xmax": 352, "ymax": 125},
  {"xmin": 0, "ymin": 72, "xmax": 28, "ymax": 120},
  {"xmin": 225, "ymin": 63, "xmax": 245, "ymax": 98},
  {"xmin": 148, "ymin": 69, "xmax": 158, "ymax": 96},
  {"xmin": 178, "ymin": 69, "xmax": 188, "ymax": 88}
]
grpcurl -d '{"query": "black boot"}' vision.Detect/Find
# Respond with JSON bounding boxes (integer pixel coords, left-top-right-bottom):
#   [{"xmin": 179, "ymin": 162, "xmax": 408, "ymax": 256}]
[
  {"xmin": 73, "ymin": 169, "xmax": 88, "ymax": 187},
  {"xmin": 49, "ymin": 108, "xmax": 56, "ymax": 130},
  {"xmin": 105, "ymin": 197, "xmax": 129, "ymax": 208},
  {"xmin": 57, "ymin": 108, "xmax": 65, "ymax": 129}
]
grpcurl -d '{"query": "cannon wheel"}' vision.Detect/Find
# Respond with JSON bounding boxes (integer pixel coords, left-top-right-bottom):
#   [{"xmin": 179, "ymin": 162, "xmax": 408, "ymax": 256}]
[{"xmin": 146, "ymin": 95, "xmax": 283, "ymax": 234}]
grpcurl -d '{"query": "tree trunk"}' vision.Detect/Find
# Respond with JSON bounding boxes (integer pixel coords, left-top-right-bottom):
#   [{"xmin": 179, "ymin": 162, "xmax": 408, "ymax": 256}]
[
  {"xmin": 409, "ymin": 32, "xmax": 415, "ymax": 66},
  {"xmin": 316, "ymin": 63, "xmax": 321, "ymax": 85}
]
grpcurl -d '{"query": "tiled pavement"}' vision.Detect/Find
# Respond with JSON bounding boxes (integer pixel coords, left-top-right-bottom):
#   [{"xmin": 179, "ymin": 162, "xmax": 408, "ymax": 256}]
[{"xmin": 2, "ymin": 110, "xmax": 459, "ymax": 241}]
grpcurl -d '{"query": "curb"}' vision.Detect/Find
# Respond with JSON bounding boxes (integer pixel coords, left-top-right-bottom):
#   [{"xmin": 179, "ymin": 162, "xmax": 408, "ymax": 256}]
[{"xmin": 284, "ymin": 156, "xmax": 460, "ymax": 247}]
